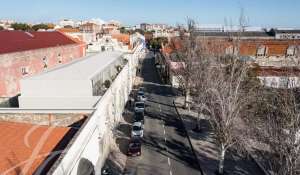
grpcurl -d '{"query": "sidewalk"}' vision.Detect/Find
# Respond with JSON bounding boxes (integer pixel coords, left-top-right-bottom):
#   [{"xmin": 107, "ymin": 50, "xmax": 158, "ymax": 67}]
[{"xmin": 174, "ymin": 96, "xmax": 265, "ymax": 175}]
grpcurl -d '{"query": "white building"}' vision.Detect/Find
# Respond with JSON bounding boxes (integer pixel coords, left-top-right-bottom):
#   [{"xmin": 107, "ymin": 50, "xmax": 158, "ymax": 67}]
[
  {"xmin": 59, "ymin": 19, "xmax": 76, "ymax": 28},
  {"xmin": 257, "ymin": 68, "xmax": 300, "ymax": 89},
  {"xmin": 19, "ymin": 51, "xmax": 126, "ymax": 109}
]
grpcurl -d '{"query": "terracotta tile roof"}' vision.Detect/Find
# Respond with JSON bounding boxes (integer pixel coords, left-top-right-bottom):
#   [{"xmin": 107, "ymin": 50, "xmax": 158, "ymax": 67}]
[
  {"xmin": 111, "ymin": 34, "xmax": 130, "ymax": 45},
  {"xmin": 56, "ymin": 28, "xmax": 80, "ymax": 33},
  {"xmin": 0, "ymin": 31, "xmax": 78, "ymax": 54},
  {"xmin": 0, "ymin": 121, "xmax": 72, "ymax": 175},
  {"xmin": 255, "ymin": 67, "xmax": 300, "ymax": 77}
]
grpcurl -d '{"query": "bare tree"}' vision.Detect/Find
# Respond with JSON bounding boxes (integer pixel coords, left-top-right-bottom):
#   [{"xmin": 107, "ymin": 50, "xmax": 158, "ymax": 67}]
[
  {"xmin": 198, "ymin": 9, "xmax": 254, "ymax": 174},
  {"xmin": 170, "ymin": 18, "xmax": 199, "ymax": 109},
  {"xmin": 247, "ymin": 77, "xmax": 300, "ymax": 175},
  {"xmin": 202, "ymin": 56, "xmax": 256, "ymax": 174}
]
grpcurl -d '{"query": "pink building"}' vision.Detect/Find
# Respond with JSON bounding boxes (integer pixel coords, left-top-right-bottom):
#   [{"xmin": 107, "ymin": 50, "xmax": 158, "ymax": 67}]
[{"xmin": 0, "ymin": 30, "xmax": 86, "ymax": 107}]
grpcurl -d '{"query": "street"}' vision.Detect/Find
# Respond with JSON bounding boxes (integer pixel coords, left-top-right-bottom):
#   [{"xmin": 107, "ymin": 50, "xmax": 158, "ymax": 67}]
[{"xmin": 124, "ymin": 55, "xmax": 201, "ymax": 175}]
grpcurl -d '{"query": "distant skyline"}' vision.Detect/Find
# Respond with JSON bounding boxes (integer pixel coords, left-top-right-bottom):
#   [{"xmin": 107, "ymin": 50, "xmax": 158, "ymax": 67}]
[{"xmin": 1, "ymin": 0, "xmax": 300, "ymax": 28}]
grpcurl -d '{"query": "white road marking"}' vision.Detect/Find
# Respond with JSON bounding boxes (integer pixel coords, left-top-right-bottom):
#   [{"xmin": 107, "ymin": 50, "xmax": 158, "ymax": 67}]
[
  {"xmin": 170, "ymin": 170, "xmax": 173, "ymax": 175},
  {"xmin": 163, "ymin": 129, "xmax": 166, "ymax": 135},
  {"xmin": 165, "ymin": 137, "xmax": 167, "ymax": 142},
  {"xmin": 168, "ymin": 157, "xmax": 171, "ymax": 166}
]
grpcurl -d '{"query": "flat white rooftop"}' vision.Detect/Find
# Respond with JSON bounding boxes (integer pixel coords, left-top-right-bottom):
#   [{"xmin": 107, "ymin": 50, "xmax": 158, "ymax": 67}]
[{"xmin": 25, "ymin": 51, "xmax": 123, "ymax": 80}]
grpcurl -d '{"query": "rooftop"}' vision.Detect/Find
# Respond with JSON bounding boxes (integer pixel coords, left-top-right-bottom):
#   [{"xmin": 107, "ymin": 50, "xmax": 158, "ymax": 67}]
[
  {"xmin": 24, "ymin": 51, "xmax": 123, "ymax": 80},
  {"xmin": 0, "ymin": 121, "xmax": 74, "ymax": 175},
  {"xmin": 0, "ymin": 31, "xmax": 79, "ymax": 54},
  {"xmin": 194, "ymin": 31, "xmax": 272, "ymax": 37},
  {"xmin": 56, "ymin": 28, "xmax": 81, "ymax": 33}
]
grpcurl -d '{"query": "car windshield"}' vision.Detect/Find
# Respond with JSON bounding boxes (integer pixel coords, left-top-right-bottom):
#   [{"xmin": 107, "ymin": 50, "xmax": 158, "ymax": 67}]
[
  {"xmin": 138, "ymin": 91, "xmax": 144, "ymax": 96},
  {"xmin": 136, "ymin": 103, "xmax": 144, "ymax": 108},
  {"xmin": 129, "ymin": 143, "xmax": 140, "ymax": 148},
  {"xmin": 133, "ymin": 126, "xmax": 141, "ymax": 130},
  {"xmin": 135, "ymin": 113, "xmax": 144, "ymax": 119}
]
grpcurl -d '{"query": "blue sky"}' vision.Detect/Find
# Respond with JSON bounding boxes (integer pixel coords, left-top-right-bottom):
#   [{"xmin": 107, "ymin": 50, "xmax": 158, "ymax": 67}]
[{"xmin": 1, "ymin": 0, "xmax": 300, "ymax": 27}]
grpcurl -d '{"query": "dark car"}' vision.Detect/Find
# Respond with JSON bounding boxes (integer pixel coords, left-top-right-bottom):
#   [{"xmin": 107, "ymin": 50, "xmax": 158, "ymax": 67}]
[
  {"xmin": 134, "ymin": 111, "xmax": 144, "ymax": 124},
  {"xmin": 127, "ymin": 137, "xmax": 142, "ymax": 156}
]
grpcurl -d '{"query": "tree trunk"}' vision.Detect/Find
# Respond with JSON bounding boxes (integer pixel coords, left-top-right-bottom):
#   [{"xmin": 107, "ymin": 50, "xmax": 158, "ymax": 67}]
[
  {"xmin": 218, "ymin": 144, "xmax": 226, "ymax": 174},
  {"xmin": 184, "ymin": 89, "xmax": 190, "ymax": 109}
]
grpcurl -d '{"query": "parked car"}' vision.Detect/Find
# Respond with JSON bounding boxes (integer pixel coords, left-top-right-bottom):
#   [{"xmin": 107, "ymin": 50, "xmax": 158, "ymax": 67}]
[
  {"xmin": 134, "ymin": 102, "xmax": 145, "ymax": 113},
  {"xmin": 134, "ymin": 111, "xmax": 144, "ymax": 124},
  {"xmin": 137, "ymin": 95, "xmax": 147, "ymax": 102},
  {"xmin": 127, "ymin": 137, "xmax": 142, "ymax": 156},
  {"xmin": 136, "ymin": 89, "xmax": 146, "ymax": 102},
  {"xmin": 101, "ymin": 164, "xmax": 113, "ymax": 175},
  {"xmin": 131, "ymin": 122, "xmax": 144, "ymax": 137}
]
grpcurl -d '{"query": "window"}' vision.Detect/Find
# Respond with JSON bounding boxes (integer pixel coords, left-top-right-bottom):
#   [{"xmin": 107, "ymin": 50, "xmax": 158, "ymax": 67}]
[
  {"xmin": 287, "ymin": 46, "xmax": 296, "ymax": 57},
  {"xmin": 58, "ymin": 53, "xmax": 62, "ymax": 63},
  {"xmin": 21, "ymin": 67, "xmax": 29, "ymax": 75},
  {"xmin": 42, "ymin": 56, "xmax": 48, "ymax": 68},
  {"xmin": 257, "ymin": 45, "xmax": 267, "ymax": 57},
  {"xmin": 225, "ymin": 46, "xmax": 234, "ymax": 55}
]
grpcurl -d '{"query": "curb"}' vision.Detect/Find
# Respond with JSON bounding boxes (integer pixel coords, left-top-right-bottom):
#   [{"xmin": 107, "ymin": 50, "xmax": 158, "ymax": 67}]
[{"xmin": 173, "ymin": 100, "xmax": 204, "ymax": 175}]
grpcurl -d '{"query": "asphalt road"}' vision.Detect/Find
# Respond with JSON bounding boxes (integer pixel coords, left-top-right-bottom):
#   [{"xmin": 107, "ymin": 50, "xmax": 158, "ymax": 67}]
[{"xmin": 124, "ymin": 55, "xmax": 201, "ymax": 175}]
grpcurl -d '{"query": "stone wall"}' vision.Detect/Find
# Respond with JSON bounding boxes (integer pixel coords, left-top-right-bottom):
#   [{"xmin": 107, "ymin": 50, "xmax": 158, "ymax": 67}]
[{"xmin": 0, "ymin": 113, "xmax": 88, "ymax": 127}]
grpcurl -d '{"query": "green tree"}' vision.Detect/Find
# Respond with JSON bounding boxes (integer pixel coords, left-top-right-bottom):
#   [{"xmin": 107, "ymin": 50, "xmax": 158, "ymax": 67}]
[
  {"xmin": 11, "ymin": 23, "xmax": 32, "ymax": 31},
  {"xmin": 0, "ymin": 26, "xmax": 4, "ymax": 31},
  {"xmin": 32, "ymin": 23, "xmax": 49, "ymax": 31},
  {"xmin": 149, "ymin": 37, "xmax": 168, "ymax": 50}
]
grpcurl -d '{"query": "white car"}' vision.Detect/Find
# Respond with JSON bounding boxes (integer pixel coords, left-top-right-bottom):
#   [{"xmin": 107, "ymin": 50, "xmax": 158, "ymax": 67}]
[
  {"xmin": 132, "ymin": 122, "xmax": 144, "ymax": 137},
  {"xmin": 138, "ymin": 94, "xmax": 147, "ymax": 102},
  {"xmin": 134, "ymin": 102, "xmax": 145, "ymax": 113}
]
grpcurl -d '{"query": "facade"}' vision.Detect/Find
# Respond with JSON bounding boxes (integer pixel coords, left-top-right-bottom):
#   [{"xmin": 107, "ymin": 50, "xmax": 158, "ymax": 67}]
[
  {"xmin": 102, "ymin": 21, "xmax": 121, "ymax": 35},
  {"xmin": 79, "ymin": 22, "xmax": 102, "ymax": 34},
  {"xmin": 271, "ymin": 29, "xmax": 300, "ymax": 40},
  {"xmin": 193, "ymin": 31, "xmax": 300, "ymax": 58},
  {"xmin": 256, "ymin": 67, "xmax": 300, "ymax": 88},
  {"xmin": 0, "ymin": 31, "xmax": 86, "ymax": 107}
]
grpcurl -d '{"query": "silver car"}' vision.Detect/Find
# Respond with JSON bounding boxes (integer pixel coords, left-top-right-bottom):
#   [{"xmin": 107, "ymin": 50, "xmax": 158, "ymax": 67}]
[
  {"xmin": 131, "ymin": 122, "xmax": 144, "ymax": 137},
  {"xmin": 134, "ymin": 102, "xmax": 145, "ymax": 113}
]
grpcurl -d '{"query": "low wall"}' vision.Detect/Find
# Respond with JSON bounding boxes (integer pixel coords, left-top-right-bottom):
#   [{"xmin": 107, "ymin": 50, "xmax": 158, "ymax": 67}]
[
  {"xmin": 0, "ymin": 98, "xmax": 10, "ymax": 107},
  {"xmin": 0, "ymin": 112, "xmax": 89, "ymax": 127}
]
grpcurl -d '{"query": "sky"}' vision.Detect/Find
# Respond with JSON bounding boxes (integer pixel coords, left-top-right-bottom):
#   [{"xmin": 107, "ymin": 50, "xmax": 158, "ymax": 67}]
[{"xmin": 0, "ymin": 0, "xmax": 300, "ymax": 28}]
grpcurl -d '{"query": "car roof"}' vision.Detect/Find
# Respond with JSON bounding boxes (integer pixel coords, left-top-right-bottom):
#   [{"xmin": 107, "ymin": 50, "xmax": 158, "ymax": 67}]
[
  {"xmin": 135, "ymin": 101, "xmax": 144, "ymax": 104},
  {"xmin": 131, "ymin": 137, "xmax": 142, "ymax": 142},
  {"xmin": 135, "ymin": 111, "xmax": 144, "ymax": 116},
  {"xmin": 133, "ymin": 122, "xmax": 142, "ymax": 127}
]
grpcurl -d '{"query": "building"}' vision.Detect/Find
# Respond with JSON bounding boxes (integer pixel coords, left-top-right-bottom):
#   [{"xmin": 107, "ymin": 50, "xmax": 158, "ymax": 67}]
[
  {"xmin": 256, "ymin": 67, "xmax": 300, "ymax": 88},
  {"xmin": 140, "ymin": 23, "xmax": 151, "ymax": 31},
  {"xmin": 79, "ymin": 22, "xmax": 102, "ymax": 34},
  {"xmin": 157, "ymin": 29, "xmax": 300, "ymax": 88},
  {"xmin": 270, "ymin": 28, "xmax": 300, "ymax": 40},
  {"xmin": 0, "ymin": 31, "xmax": 86, "ymax": 107},
  {"xmin": 59, "ymin": 19, "xmax": 76, "ymax": 28},
  {"xmin": 57, "ymin": 28, "xmax": 95, "ymax": 44},
  {"xmin": 102, "ymin": 20, "xmax": 121, "ymax": 35},
  {"xmin": 193, "ymin": 30, "xmax": 300, "ymax": 58},
  {"xmin": 19, "ymin": 51, "xmax": 126, "ymax": 109},
  {"xmin": 0, "ymin": 19, "xmax": 14, "ymax": 30}
]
